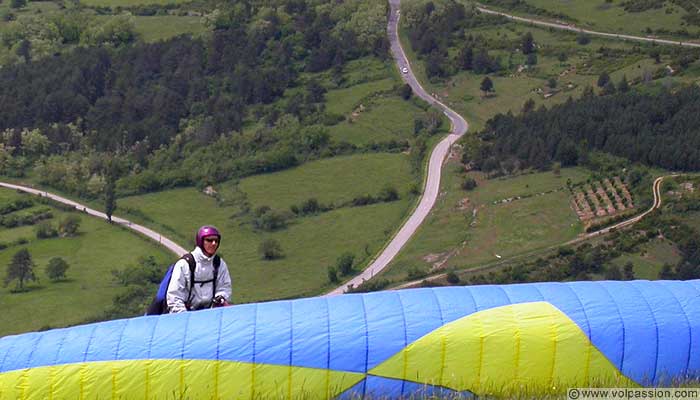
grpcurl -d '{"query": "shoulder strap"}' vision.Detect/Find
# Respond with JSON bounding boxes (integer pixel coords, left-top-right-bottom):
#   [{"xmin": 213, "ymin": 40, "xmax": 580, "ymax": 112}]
[
  {"xmin": 182, "ymin": 253, "xmax": 196, "ymax": 307},
  {"xmin": 212, "ymin": 255, "xmax": 221, "ymax": 301}
]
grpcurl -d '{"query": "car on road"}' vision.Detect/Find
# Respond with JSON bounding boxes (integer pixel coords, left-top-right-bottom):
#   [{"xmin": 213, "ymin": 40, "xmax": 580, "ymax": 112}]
[{"xmin": 402, "ymin": 67, "xmax": 408, "ymax": 74}]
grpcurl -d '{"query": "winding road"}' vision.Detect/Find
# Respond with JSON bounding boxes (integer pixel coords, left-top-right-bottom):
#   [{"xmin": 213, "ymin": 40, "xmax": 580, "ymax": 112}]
[
  {"xmin": 0, "ymin": 1, "xmax": 684, "ymax": 297},
  {"xmin": 0, "ymin": 182, "xmax": 187, "ymax": 256},
  {"xmin": 476, "ymin": 5, "xmax": 700, "ymax": 48},
  {"xmin": 326, "ymin": 0, "xmax": 469, "ymax": 295}
]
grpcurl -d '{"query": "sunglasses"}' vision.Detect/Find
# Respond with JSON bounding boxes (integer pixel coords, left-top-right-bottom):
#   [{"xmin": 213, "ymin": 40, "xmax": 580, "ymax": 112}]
[{"xmin": 204, "ymin": 237, "xmax": 219, "ymax": 243}]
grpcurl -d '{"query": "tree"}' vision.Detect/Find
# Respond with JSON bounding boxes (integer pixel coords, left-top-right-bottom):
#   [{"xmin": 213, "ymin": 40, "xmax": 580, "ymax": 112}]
[
  {"xmin": 659, "ymin": 263, "xmax": 675, "ymax": 279},
  {"xmin": 10, "ymin": 0, "xmax": 26, "ymax": 8},
  {"xmin": 618, "ymin": 75, "xmax": 630, "ymax": 93},
  {"xmin": 4, "ymin": 248, "xmax": 37, "ymax": 291},
  {"xmin": 604, "ymin": 264, "xmax": 623, "ymax": 280},
  {"xmin": 623, "ymin": 261, "xmax": 635, "ymax": 280},
  {"xmin": 557, "ymin": 52, "xmax": 568, "ymax": 64},
  {"xmin": 461, "ymin": 177, "xmax": 477, "ymax": 191},
  {"xmin": 327, "ymin": 266, "xmax": 338, "ymax": 283},
  {"xmin": 601, "ymin": 80, "xmax": 617, "ymax": 96},
  {"xmin": 597, "ymin": 72, "xmax": 610, "ymax": 88},
  {"xmin": 399, "ymin": 84, "xmax": 412, "ymax": 100},
  {"xmin": 547, "ymin": 78, "xmax": 557, "ymax": 89},
  {"xmin": 457, "ymin": 46, "xmax": 473, "ymax": 70},
  {"xmin": 521, "ymin": 32, "xmax": 534, "ymax": 54},
  {"xmin": 46, "ymin": 257, "xmax": 69, "ymax": 281},
  {"xmin": 480, "ymin": 77, "xmax": 494, "ymax": 97},
  {"xmin": 522, "ymin": 98, "xmax": 536, "ymax": 114},
  {"xmin": 35, "ymin": 221, "xmax": 58, "ymax": 239},
  {"xmin": 526, "ymin": 53, "xmax": 538, "ymax": 66},
  {"xmin": 104, "ymin": 160, "xmax": 118, "ymax": 223},
  {"xmin": 259, "ymin": 238, "xmax": 283, "ymax": 260},
  {"xmin": 446, "ymin": 271, "xmax": 460, "ymax": 284},
  {"xmin": 58, "ymin": 215, "xmax": 81, "ymax": 236},
  {"xmin": 336, "ymin": 252, "xmax": 355, "ymax": 276},
  {"xmin": 577, "ymin": 33, "xmax": 590, "ymax": 45}
]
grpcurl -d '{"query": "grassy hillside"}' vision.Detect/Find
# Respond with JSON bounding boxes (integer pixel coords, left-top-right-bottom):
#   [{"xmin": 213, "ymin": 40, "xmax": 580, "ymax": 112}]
[
  {"xmin": 475, "ymin": 0, "xmax": 700, "ymax": 40},
  {"xmin": 117, "ymin": 154, "xmax": 416, "ymax": 302},
  {"xmin": 0, "ymin": 188, "xmax": 172, "ymax": 337},
  {"xmin": 384, "ymin": 162, "xmax": 589, "ymax": 281},
  {"xmin": 376, "ymin": 3, "xmax": 700, "ymax": 288}
]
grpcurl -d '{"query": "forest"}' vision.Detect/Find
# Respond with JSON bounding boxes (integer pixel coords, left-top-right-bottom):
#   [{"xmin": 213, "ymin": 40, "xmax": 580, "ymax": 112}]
[
  {"xmin": 469, "ymin": 86, "xmax": 700, "ymax": 173},
  {"xmin": 0, "ymin": 0, "xmax": 390, "ymax": 196}
]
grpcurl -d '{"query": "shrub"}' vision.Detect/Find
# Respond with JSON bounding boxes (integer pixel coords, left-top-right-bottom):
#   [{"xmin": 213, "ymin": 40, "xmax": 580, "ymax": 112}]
[
  {"xmin": 446, "ymin": 271, "xmax": 460, "ymax": 284},
  {"xmin": 46, "ymin": 257, "xmax": 70, "ymax": 281},
  {"xmin": 378, "ymin": 185, "xmax": 399, "ymax": 202},
  {"xmin": 58, "ymin": 215, "xmax": 81, "ymax": 236},
  {"xmin": 461, "ymin": 177, "xmax": 477, "ymax": 191},
  {"xmin": 336, "ymin": 252, "xmax": 355, "ymax": 276},
  {"xmin": 259, "ymin": 239, "xmax": 283, "ymax": 260},
  {"xmin": 35, "ymin": 221, "xmax": 58, "ymax": 239}
]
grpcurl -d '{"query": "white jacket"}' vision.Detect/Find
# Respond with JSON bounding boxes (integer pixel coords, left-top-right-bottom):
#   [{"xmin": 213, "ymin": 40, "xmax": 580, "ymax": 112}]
[{"xmin": 166, "ymin": 246, "xmax": 232, "ymax": 313}]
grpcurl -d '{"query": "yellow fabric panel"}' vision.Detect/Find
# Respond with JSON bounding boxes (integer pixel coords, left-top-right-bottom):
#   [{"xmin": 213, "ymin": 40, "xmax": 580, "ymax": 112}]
[
  {"xmin": 370, "ymin": 302, "xmax": 633, "ymax": 396},
  {"xmin": 0, "ymin": 359, "xmax": 364, "ymax": 400}
]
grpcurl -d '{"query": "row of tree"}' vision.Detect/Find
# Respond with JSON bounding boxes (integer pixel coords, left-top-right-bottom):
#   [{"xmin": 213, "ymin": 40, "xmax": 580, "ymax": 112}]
[{"xmin": 468, "ymin": 87, "xmax": 700, "ymax": 173}]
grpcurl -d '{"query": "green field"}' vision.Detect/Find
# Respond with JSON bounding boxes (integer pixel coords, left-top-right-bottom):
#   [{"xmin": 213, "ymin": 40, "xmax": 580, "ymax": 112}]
[
  {"xmin": 610, "ymin": 238, "xmax": 682, "ymax": 280},
  {"xmin": 504, "ymin": 0, "xmax": 700, "ymax": 39},
  {"xmin": 132, "ymin": 16, "xmax": 208, "ymax": 42},
  {"xmin": 328, "ymin": 97, "xmax": 422, "ymax": 145},
  {"xmin": 0, "ymin": 189, "xmax": 172, "ymax": 337},
  {"xmin": 383, "ymin": 163, "xmax": 590, "ymax": 281},
  {"xmin": 80, "ymin": 0, "xmax": 189, "ymax": 7},
  {"xmin": 116, "ymin": 153, "xmax": 416, "ymax": 302},
  {"xmin": 406, "ymin": 20, "xmax": 696, "ymax": 131},
  {"xmin": 90, "ymin": 15, "xmax": 208, "ymax": 42}
]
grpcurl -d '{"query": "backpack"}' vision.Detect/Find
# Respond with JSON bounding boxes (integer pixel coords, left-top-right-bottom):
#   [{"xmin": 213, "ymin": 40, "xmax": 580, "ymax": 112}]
[{"xmin": 145, "ymin": 253, "xmax": 221, "ymax": 315}]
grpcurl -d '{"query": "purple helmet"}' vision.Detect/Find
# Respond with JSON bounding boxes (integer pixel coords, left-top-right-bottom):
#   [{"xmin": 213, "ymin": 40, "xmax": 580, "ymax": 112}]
[{"xmin": 196, "ymin": 225, "xmax": 221, "ymax": 249}]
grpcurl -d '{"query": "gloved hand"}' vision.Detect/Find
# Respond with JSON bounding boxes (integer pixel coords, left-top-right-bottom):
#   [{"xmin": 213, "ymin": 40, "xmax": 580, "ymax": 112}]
[{"xmin": 212, "ymin": 295, "xmax": 230, "ymax": 307}]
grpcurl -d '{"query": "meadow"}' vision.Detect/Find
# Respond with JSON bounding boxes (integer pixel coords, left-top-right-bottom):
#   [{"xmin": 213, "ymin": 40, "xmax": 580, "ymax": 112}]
[
  {"xmin": 609, "ymin": 238, "xmax": 682, "ymax": 280},
  {"xmin": 0, "ymin": 188, "xmax": 172, "ymax": 337},
  {"xmin": 502, "ymin": 0, "xmax": 700, "ymax": 39},
  {"xmin": 117, "ymin": 153, "xmax": 417, "ymax": 302},
  {"xmin": 383, "ymin": 162, "xmax": 590, "ymax": 281}
]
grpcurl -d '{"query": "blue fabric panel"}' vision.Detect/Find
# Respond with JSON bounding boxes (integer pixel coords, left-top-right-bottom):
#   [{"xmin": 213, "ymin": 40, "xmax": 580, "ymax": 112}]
[
  {"xmin": 398, "ymin": 289, "xmax": 444, "ymax": 344},
  {"xmin": 290, "ymin": 297, "xmax": 329, "ymax": 370},
  {"xmin": 659, "ymin": 281, "xmax": 700, "ymax": 374},
  {"xmin": 533, "ymin": 282, "xmax": 592, "ymax": 338},
  {"xmin": 54, "ymin": 324, "xmax": 97, "ymax": 365},
  {"xmin": 0, "ymin": 335, "xmax": 17, "ymax": 371},
  {"xmin": 363, "ymin": 375, "xmax": 405, "ymax": 397},
  {"xmin": 500, "ymin": 282, "xmax": 545, "ymax": 305},
  {"xmin": 431, "ymin": 287, "xmax": 477, "ymax": 325},
  {"xmin": 147, "ymin": 312, "xmax": 188, "ymax": 359},
  {"xmin": 83, "ymin": 319, "xmax": 129, "ymax": 362},
  {"xmin": 182, "ymin": 308, "xmax": 227, "ymax": 360},
  {"xmin": 337, "ymin": 378, "xmax": 366, "ymax": 400},
  {"xmin": 254, "ymin": 300, "xmax": 292, "ymax": 366},
  {"xmin": 0, "ymin": 332, "xmax": 40, "ymax": 371},
  {"xmin": 364, "ymin": 291, "xmax": 407, "ymax": 370},
  {"xmin": 328, "ymin": 294, "xmax": 367, "ymax": 373},
  {"xmin": 18, "ymin": 328, "xmax": 58, "ymax": 369},
  {"xmin": 340, "ymin": 376, "xmax": 474, "ymax": 399},
  {"xmin": 631, "ymin": 281, "xmax": 689, "ymax": 385},
  {"xmin": 115, "ymin": 314, "xmax": 155, "ymax": 360},
  {"xmin": 218, "ymin": 303, "xmax": 256, "ymax": 363},
  {"xmin": 568, "ymin": 282, "xmax": 624, "ymax": 371},
  {"xmin": 600, "ymin": 281, "xmax": 656, "ymax": 384},
  {"xmin": 468, "ymin": 284, "xmax": 511, "ymax": 312}
]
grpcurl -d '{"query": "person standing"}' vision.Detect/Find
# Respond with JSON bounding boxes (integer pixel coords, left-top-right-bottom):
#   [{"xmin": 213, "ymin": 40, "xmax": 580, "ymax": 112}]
[{"xmin": 166, "ymin": 225, "xmax": 232, "ymax": 313}]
